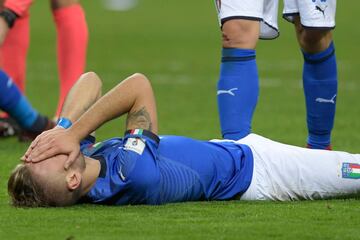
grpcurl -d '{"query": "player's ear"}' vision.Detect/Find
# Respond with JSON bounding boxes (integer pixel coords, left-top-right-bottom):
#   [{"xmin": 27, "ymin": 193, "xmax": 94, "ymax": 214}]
[{"xmin": 66, "ymin": 171, "xmax": 82, "ymax": 190}]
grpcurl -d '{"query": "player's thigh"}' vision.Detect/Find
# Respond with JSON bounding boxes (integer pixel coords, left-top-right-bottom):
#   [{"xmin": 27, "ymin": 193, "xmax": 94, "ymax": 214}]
[{"xmin": 50, "ymin": 0, "xmax": 80, "ymax": 10}]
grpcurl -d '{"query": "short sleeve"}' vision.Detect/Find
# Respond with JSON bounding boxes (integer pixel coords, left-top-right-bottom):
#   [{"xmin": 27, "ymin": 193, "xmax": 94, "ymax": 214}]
[
  {"xmin": 123, "ymin": 129, "xmax": 160, "ymax": 150},
  {"xmin": 80, "ymin": 135, "xmax": 96, "ymax": 152}
]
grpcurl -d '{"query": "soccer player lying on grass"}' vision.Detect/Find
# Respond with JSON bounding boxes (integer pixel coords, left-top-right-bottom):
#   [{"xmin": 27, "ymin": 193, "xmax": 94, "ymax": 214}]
[{"xmin": 8, "ymin": 72, "xmax": 360, "ymax": 207}]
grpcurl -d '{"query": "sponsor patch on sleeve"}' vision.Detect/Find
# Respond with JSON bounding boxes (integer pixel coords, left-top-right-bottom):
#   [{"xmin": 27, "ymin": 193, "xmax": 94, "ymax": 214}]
[
  {"xmin": 342, "ymin": 163, "xmax": 360, "ymax": 179},
  {"xmin": 124, "ymin": 138, "xmax": 145, "ymax": 155}
]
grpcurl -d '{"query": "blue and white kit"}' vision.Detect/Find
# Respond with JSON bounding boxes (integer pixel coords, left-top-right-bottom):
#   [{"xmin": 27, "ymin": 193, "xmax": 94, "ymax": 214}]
[
  {"xmin": 215, "ymin": 0, "xmax": 337, "ymax": 39},
  {"xmin": 80, "ymin": 129, "xmax": 253, "ymax": 205},
  {"xmin": 80, "ymin": 130, "xmax": 360, "ymax": 204}
]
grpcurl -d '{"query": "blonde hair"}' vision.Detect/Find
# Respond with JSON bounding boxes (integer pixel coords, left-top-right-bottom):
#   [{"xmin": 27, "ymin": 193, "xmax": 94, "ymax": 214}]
[
  {"xmin": 8, "ymin": 164, "xmax": 47, "ymax": 207},
  {"xmin": 8, "ymin": 163, "xmax": 81, "ymax": 207}
]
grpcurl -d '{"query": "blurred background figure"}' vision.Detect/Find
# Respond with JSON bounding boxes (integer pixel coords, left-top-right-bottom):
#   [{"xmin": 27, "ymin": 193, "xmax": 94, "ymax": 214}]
[
  {"xmin": 102, "ymin": 0, "xmax": 138, "ymax": 11},
  {"xmin": 0, "ymin": 0, "xmax": 88, "ymax": 138},
  {"xmin": 0, "ymin": 69, "xmax": 54, "ymax": 141}
]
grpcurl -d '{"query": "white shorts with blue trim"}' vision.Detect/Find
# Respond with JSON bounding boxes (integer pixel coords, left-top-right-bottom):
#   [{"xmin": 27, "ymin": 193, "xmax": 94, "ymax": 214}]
[
  {"xmin": 215, "ymin": 0, "xmax": 337, "ymax": 39},
  {"xmin": 235, "ymin": 134, "xmax": 360, "ymax": 201}
]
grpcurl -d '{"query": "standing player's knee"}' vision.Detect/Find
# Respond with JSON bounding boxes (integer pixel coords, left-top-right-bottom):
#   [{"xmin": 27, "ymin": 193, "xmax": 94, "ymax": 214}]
[
  {"xmin": 50, "ymin": 0, "xmax": 79, "ymax": 10},
  {"xmin": 296, "ymin": 27, "xmax": 333, "ymax": 53},
  {"xmin": 221, "ymin": 19, "xmax": 260, "ymax": 49}
]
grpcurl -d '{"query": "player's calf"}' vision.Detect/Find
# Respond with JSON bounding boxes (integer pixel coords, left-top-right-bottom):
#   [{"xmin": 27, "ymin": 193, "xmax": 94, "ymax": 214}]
[
  {"xmin": 294, "ymin": 17, "xmax": 338, "ymax": 150},
  {"xmin": 218, "ymin": 19, "xmax": 260, "ymax": 140}
]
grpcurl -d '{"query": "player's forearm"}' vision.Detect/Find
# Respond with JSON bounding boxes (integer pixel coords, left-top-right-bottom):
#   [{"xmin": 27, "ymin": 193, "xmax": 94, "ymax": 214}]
[
  {"xmin": 70, "ymin": 73, "xmax": 158, "ymax": 140},
  {"xmin": 60, "ymin": 72, "xmax": 102, "ymax": 123}
]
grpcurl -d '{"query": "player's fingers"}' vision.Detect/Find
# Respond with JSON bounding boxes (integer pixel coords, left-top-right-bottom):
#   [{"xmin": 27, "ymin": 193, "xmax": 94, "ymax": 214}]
[
  {"xmin": 23, "ymin": 129, "xmax": 63, "ymax": 159},
  {"xmin": 21, "ymin": 153, "xmax": 28, "ymax": 162},
  {"xmin": 34, "ymin": 135, "xmax": 54, "ymax": 148},
  {"xmin": 30, "ymin": 147, "xmax": 59, "ymax": 163},
  {"xmin": 22, "ymin": 146, "xmax": 35, "ymax": 161},
  {"xmin": 27, "ymin": 137, "xmax": 52, "ymax": 158},
  {"xmin": 64, "ymin": 150, "xmax": 80, "ymax": 170},
  {"xmin": 21, "ymin": 155, "xmax": 31, "ymax": 163},
  {"xmin": 29, "ymin": 139, "xmax": 38, "ymax": 150},
  {"xmin": 28, "ymin": 141, "xmax": 54, "ymax": 161},
  {"xmin": 23, "ymin": 136, "xmax": 41, "ymax": 159}
]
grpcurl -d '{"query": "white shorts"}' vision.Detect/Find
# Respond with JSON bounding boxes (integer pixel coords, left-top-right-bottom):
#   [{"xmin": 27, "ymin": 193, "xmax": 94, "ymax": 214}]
[
  {"xmin": 236, "ymin": 134, "xmax": 360, "ymax": 201},
  {"xmin": 215, "ymin": 0, "xmax": 337, "ymax": 39}
]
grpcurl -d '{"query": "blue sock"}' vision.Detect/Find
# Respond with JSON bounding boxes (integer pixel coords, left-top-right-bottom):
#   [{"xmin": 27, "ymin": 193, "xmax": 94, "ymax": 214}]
[
  {"xmin": 217, "ymin": 48, "xmax": 259, "ymax": 140},
  {"xmin": 0, "ymin": 70, "xmax": 39, "ymax": 129},
  {"xmin": 303, "ymin": 42, "xmax": 337, "ymax": 149}
]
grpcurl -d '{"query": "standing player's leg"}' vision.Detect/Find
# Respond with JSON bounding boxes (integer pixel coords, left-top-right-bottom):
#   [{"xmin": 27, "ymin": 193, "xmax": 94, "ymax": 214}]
[
  {"xmin": 51, "ymin": 0, "xmax": 88, "ymax": 117},
  {"xmin": 215, "ymin": 0, "xmax": 279, "ymax": 140},
  {"xmin": 218, "ymin": 20, "xmax": 260, "ymax": 140},
  {"xmin": 0, "ymin": 0, "xmax": 32, "ymax": 136},
  {"xmin": 215, "ymin": 0, "xmax": 260, "ymax": 140},
  {"xmin": 0, "ymin": 0, "xmax": 33, "ymax": 92},
  {"xmin": 284, "ymin": 0, "xmax": 337, "ymax": 149},
  {"xmin": 296, "ymin": 21, "xmax": 336, "ymax": 150},
  {"xmin": 0, "ymin": 70, "xmax": 55, "ymax": 139}
]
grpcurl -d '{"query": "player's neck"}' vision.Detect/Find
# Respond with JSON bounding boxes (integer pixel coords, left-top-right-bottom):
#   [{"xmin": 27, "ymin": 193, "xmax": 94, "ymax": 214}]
[{"xmin": 80, "ymin": 156, "xmax": 101, "ymax": 195}]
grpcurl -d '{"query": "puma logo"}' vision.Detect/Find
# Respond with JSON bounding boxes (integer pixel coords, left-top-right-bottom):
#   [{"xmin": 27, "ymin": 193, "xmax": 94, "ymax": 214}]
[
  {"xmin": 217, "ymin": 88, "xmax": 238, "ymax": 96},
  {"xmin": 315, "ymin": 94, "xmax": 336, "ymax": 104},
  {"xmin": 315, "ymin": 5, "xmax": 327, "ymax": 17}
]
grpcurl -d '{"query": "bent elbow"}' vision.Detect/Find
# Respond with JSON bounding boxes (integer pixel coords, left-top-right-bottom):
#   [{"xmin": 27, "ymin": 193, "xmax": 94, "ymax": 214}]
[
  {"xmin": 132, "ymin": 73, "xmax": 150, "ymax": 84},
  {"xmin": 131, "ymin": 73, "xmax": 152, "ymax": 91},
  {"xmin": 84, "ymin": 71, "xmax": 102, "ymax": 88},
  {"xmin": 79, "ymin": 72, "xmax": 103, "ymax": 99}
]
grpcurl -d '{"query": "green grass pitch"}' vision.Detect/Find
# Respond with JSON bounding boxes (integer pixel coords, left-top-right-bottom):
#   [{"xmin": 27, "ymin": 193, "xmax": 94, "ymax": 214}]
[{"xmin": 1, "ymin": 1, "xmax": 360, "ymax": 239}]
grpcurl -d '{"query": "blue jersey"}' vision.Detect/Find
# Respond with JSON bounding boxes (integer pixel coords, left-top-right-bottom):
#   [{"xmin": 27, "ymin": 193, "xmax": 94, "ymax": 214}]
[{"xmin": 80, "ymin": 129, "xmax": 253, "ymax": 205}]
